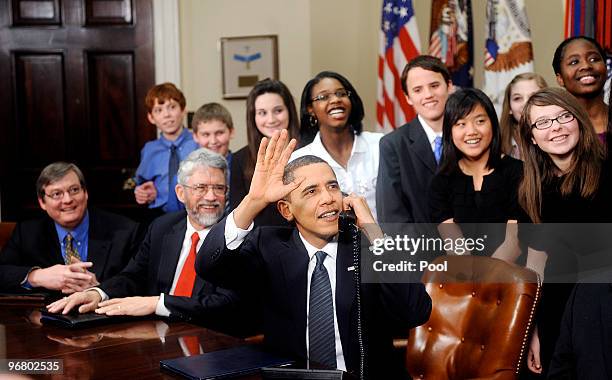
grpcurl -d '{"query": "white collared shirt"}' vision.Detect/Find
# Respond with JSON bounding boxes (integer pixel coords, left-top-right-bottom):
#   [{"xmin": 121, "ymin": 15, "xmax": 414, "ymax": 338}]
[
  {"xmin": 418, "ymin": 115, "xmax": 442, "ymax": 152},
  {"xmin": 224, "ymin": 211, "xmax": 347, "ymax": 371},
  {"xmin": 290, "ymin": 131, "xmax": 382, "ymax": 221},
  {"xmin": 157, "ymin": 217, "xmax": 211, "ymax": 316}
]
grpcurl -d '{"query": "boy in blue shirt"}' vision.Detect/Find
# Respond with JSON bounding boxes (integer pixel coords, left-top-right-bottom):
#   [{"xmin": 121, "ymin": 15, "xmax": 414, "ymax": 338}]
[{"xmin": 134, "ymin": 83, "xmax": 198, "ymax": 214}]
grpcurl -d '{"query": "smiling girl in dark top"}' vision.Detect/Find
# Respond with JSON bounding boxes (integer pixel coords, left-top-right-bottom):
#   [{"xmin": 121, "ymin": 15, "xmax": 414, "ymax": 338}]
[
  {"xmin": 499, "ymin": 73, "xmax": 548, "ymax": 158},
  {"xmin": 429, "ymin": 88, "xmax": 523, "ymax": 261},
  {"xmin": 230, "ymin": 79, "xmax": 300, "ymax": 226},
  {"xmin": 518, "ymin": 87, "xmax": 612, "ymax": 377}
]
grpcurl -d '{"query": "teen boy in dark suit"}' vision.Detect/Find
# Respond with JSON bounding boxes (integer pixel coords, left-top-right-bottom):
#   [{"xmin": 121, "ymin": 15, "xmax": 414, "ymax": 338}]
[{"xmin": 376, "ymin": 56, "xmax": 453, "ymax": 224}]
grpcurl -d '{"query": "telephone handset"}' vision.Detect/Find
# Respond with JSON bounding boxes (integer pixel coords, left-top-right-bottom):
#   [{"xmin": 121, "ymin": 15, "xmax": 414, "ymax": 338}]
[
  {"xmin": 338, "ymin": 209, "xmax": 357, "ymax": 243},
  {"xmin": 338, "ymin": 208, "xmax": 365, "ymax": 380}
]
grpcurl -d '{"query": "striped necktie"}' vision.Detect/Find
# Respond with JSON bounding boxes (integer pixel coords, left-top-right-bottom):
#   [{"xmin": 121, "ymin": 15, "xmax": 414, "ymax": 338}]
[
  {"xmin": 308, "ymin": 251, "xmax": 337, "ymax": 368},
  {"xmin": 166, "ymin": 144, "xmax": 181, "ymax": 211},
  {"xmin": 64, "ymin": 233, "xmax": 80, "ymax": 264},
  {"xmin": 434, "ymin": 136, "xmax": 443, "ymax": 164}
]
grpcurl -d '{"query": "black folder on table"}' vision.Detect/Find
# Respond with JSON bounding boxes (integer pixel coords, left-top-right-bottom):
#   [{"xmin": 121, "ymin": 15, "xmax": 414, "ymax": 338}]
[
  {"xmin": 159, "ymin": 345, "xmax": 295, "ymax": 380},
  {"xmin": 40, "ymin": 310, "xmax": 135, "ymax": 329}
]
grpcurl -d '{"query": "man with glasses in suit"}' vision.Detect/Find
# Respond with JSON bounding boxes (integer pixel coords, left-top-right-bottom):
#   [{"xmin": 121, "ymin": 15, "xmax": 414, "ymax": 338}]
[
  {"xmin": 0, "ymin": 162, "xmax": 141, "ymax": 295},
  {"xmin": 48, "ymin": 149, "xmax": 242, "ymax": 330}
]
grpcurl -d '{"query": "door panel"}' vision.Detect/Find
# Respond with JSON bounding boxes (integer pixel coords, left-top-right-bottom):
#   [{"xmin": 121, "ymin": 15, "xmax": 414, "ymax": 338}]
[
  {"xmin": 85, "ymin": 0, "xmax": 132, "ymax": 25},
  {"xmin": 12, "ymin": 0, "xmax": 61, "ymax": 25},
  {"xmin": 88, "ymin": 52, "xmax": 136, "ymax": 163},
  {"xmin": 14, "ymin": 53, "xmax": 67, "ymax": 165},
  {"xmin": 0, "ymin": 0, "xmax": 155, "ymax": 221}
]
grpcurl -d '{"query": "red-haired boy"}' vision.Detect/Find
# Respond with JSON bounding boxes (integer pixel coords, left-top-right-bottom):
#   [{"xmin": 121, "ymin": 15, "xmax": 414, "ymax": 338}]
[{"xmin": 134, "ymin": 83, "xmax": 198, "ymax": 213}]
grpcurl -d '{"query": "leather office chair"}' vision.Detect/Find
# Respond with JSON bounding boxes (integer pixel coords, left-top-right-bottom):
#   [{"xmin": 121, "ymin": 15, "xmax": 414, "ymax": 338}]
[
  {"xmin": 0, "ymin": 222, "xmax": 16, "ymax": 251},
  {"xmin": 406, "ymin": 256, "xmax": 541, "ymax": 380}
]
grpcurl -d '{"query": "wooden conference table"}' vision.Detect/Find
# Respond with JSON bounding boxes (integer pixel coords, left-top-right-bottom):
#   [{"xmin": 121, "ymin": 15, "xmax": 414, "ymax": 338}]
[{"xmin": 0, "ymin": 300, "xmax": 260, "ymax": 379}]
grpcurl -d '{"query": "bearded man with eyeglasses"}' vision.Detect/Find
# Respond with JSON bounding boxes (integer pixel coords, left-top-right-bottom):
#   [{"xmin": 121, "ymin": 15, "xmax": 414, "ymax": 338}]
[
  {"xmin": 0, "ymin": 162, "xmax": 141, "ymax": 296},
  {"xmin": 47, "ymin": 149, "xmax": 245, "ymax": 333}
]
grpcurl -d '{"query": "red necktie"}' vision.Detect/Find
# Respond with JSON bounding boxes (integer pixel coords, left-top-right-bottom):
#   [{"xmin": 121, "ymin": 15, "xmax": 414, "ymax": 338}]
[
  {"xmin": 181, "ymin": 336, "xmax": 202, "ymax": 356},
  {"xmin": 173, "ymin": 232, "xmax": 200, "ymax": 297}
]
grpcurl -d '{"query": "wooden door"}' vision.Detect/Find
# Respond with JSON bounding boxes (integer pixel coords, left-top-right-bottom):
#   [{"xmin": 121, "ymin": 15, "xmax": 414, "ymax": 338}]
[{"xmin": 0, "ymin": 0, "xmax": 155, "ymax": 221}]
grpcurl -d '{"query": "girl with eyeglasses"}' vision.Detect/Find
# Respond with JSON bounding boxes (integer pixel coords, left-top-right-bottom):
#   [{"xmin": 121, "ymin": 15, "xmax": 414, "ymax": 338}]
[
  {"xmin": 518, "ymin": 87, "xmax": 612, "ymax": 377},
  {"xmin": 429, "ymin": 88, "xmax": 523, "ymax": 261},
  {"xmin": 291, "ymin": 71, "xmax": 383, "ymax": 220},
  {"xmin": 552, "ymin": 36, "xmax": 609, "ymax": 145},
  {"xmin": 231, "ymin": 79, "xmax": 300, "ymax": 226}
]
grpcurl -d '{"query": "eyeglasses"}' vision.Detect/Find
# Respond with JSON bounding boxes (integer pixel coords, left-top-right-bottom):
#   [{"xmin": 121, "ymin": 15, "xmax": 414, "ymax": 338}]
[
  {"xmin": 44, "ymin": 186, "xmax": 83, "ymax": 200},
  {"xmin": 311, "ymin": 89, "xmax": 351, "ymax": 103},
  {"xmin": 531, "ymin": 112, "xmax": 575, "ymax": 130},
  {"xmin": 181, "ymin": 183, "xmax": 227, "ymax": 196}
]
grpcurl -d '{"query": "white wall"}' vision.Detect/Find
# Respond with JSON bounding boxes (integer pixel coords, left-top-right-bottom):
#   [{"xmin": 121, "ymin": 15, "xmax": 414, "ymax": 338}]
[
  {"xmin": 179, "ymin": 0, "xmax": 311, "ymax": 150},
  {"xmin": 309, "ymin": 0, "xmax": 380, "ymax": 131},
  {"xmin": 177, "ymin": 0, "xmax": 566, "ymax": 141}
]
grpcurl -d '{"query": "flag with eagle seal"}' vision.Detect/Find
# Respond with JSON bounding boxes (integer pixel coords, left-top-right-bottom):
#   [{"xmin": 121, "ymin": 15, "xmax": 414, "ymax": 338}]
[{"xmin": 483, "ymin": 0, "xmax": 534, "ymax": 111}]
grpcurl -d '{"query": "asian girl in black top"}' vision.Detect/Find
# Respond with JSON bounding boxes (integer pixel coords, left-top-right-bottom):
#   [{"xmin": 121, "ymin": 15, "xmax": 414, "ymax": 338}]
[{"xmin": 429, "ymin": 88, "xmax": 523, "ymax": 261}]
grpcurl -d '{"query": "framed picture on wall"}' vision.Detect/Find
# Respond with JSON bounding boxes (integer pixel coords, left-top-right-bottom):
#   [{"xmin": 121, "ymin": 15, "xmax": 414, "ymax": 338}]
[{"xmin": 220, "ymin": 35, "xmax": 278, "ymax": 99}]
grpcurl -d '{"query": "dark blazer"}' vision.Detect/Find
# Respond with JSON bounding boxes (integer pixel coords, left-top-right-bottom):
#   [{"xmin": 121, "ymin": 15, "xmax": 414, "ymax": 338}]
[
  {"xmin": 229, "ymin": 146, "xmax": 250, "ymax": 213},
  {"xmin": 0, "ymin": 209, "xmax": 140, "ymax": 294},
  {"xmin": 197, "ymin": 217, "xmax": 432, "ymax": 379},
  {"xmin": 100, "ymin": 211, "xmax": 240, "ymax": 325},
  {"xmin": 377, "ymin": 118, "xmax": 438, "ymax": 223},
  {"xmin": 230, "ymin": 146, "xmax": 287, "ymax": 227},
  {"xmin": 548, "ymin": 283, "xmax": 612, "ymax": 379}
]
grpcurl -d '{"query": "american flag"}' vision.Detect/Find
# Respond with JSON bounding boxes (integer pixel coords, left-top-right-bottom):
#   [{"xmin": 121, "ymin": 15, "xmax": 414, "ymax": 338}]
[
  {"xmin": 376, "ymin": 0, "xmax": 421, "ymax": 133},
  {"xmin": 429, "ymin": 16, "xmax": 458, "ymax": 69},
  {"xmin": 429, "ymin": 0, "xmax": 474, "ymax": 88}
]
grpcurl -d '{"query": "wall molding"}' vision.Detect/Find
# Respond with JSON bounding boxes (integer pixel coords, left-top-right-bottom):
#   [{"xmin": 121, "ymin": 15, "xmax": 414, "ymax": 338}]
[{"xmin": 153, "ymin": 0, "xmax": 181, "ymax": 86}]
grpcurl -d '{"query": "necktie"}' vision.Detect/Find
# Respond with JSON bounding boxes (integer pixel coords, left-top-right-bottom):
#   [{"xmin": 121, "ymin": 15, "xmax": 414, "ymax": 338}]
[
  {"xmin": 180, "ymin": 336, "xmax": 202, "ymax": 356},
  {"xmin": 64, "ymin": 233, "xmax": 80, "ymax": 264},
  {"xmin": 167, "ymin": 144, "xmax": 181, "ymax": 212},
  {"xmin": 308, "ymin": 251, "xmax": 337, "ymax": 369},
  {"xmin": 174, "ymin": 232, "xmax": 200, "ymax": 297},
  {"xmin": 433, "ymin": 136, "xmax": 443, "ymax": 164}
]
